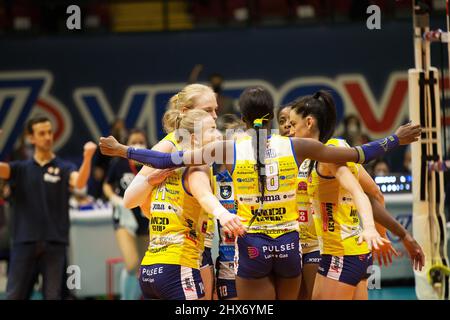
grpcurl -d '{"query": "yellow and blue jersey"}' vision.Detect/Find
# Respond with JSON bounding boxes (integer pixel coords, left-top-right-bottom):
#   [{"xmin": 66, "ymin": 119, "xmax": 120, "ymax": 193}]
[
  {"xmin": 141, "ymin": 167, "xmax": 208, "ymax": 269},
  {"xmin": 203, "ymin": 167, "xmax": 216, "ymax": 249},
  {"xmin": 308, "ymin": 138, "xmax": 370, "ymax": 256},
  {"xmin": 161, "ymin": 131, "xmax": 183, "ymax": 151},
  {"xmin": 232, "ymin": 134, "xmax": 299, "ymax": 238},
  {"xmin": 297, "ymin": 159, "xmax": 319, "ymax": 254}
]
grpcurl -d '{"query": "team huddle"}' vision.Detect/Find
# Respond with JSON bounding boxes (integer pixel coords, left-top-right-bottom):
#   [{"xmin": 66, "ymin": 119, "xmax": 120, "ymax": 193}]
[{"xmin": 98, "ymin": 83, "xmax": 425, "ymax": 300}]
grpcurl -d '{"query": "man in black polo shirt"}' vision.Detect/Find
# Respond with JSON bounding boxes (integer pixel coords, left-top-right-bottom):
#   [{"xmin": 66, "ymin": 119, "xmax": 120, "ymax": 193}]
[{"xmin": 0, "ymin": 116, "xmax": 97, "ymax": 299}]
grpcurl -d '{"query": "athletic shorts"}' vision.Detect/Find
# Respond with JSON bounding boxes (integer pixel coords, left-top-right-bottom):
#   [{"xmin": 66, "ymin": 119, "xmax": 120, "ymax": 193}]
[
  {"xmin": 216, "ymin": 278, "xmax": 237, "ymax": 300},
  {"xmin": 139, "ymin": 264, "xmax": 205, "ymax": 300},
  {"xmin": 201, "ymin": 247, "xmax": 214, "ymax": 269},
  {"xmin": 318, "ymin": 253, "xmax": 373, "ymax": 287},
  {"xmin": 113, "ymin": 205, "xmax": 148, "ymax": 236},
  {"xmin": 235, "ymin": 231, "xmax": 302, "ymax": 279},
  {"xmin": 302, "ymin": 250, "xmax": 321, "ymax": 265}
]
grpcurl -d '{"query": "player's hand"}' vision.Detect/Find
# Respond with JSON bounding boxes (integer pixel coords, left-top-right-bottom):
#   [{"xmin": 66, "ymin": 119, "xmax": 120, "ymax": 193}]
[
  {"xmin": 395, "ymin": 122, "xmax": 421, "ymax": 145},
  {"xmin": 83, "ymin": 141, "xmax": 98, "ymax": 159},
  {"xmin": 147, "ymin": 168, "xmax": 175, "ymax": 186},
  {"xmin": 99, "ymin": 136, "xmax": 128, "ymax": 158},
  {"xmin": 218, "ymin": 210, "xmax": 246, "ymax": 238},
  {"xmin": 402, "ymin": 233, "xmax": 425, "ymax": 271},
  {"xmin": 372, "ymin": 239, "xmax": 399, "ymax": 267},
  {"xmin": 358, "ymin": 227, "xmax": 391, "ymax": 251}
]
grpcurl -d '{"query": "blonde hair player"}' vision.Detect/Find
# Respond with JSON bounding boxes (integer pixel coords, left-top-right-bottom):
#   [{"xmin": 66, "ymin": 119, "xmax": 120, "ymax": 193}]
[
  {"xmin": 99, "ymin": 86, "xmax": 421, "ymax": 300},
  {"xmin": 122, "ymin": 83, "xmax": 219, "ymax": 299},
  {"xmin": 137, "ymin": 109, "xmax": 243, "ymax": 300}
]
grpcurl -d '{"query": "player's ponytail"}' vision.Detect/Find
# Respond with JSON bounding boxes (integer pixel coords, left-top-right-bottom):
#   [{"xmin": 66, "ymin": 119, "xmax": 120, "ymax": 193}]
[
  {"xmin": 238, "ymin": 87, "xmax": 274, "ymax": 226},
  {"xmin": 291, "ymin": 90, "xmax": 337, "ymax": 175}
]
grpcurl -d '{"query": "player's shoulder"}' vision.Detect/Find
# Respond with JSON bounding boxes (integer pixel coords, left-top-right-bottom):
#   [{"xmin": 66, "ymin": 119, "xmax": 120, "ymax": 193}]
[{"xmin": 325, "ymin": 137, "xmax": 350, "ymax": 148}]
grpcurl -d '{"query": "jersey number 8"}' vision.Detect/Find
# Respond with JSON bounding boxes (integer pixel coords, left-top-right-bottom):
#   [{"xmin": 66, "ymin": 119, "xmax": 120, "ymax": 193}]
[{"xmin": 266, "ymin": 162, "xmax": 279, "ymax": 191}]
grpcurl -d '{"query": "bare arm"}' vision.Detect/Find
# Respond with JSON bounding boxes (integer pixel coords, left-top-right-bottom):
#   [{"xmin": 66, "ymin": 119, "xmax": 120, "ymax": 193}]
[
  {"xmin": 359, "ymin": 167, "xmax": 421, "ymax": 267},
  {"xmin": 359, "ymin": 166, "xmax": 385, "ymax": 206},
  {"xmin": 368, "ymin": 194, "xmax": 425, "ymax": 271},
  {"xmin": 187, "ymin": 165, "xmax": 244, "ymax": 237},
  {"xmin": 103, "ymin": 181, "xmax": 123, "ymax": 206},
  {"xmin": 70, "ymin": 141, "xmax": 97, "ymax": 189},
  {"xmin": 359, "ymin": 166, "xmax": 406, "ymax": 237},
  {"xmin": 327, "ymin": 162, "xmax": 389, "ymax": 250},
  {"xmin": 291, "ymin": 123, "xmax": 421, "ymax": 165},
  {"xmin": 293, "ymin": 138, "xmax": 359, "ymax": 165},
  {"xmin": 123, "ymin": 139, "xmax": 174, "ymax": 208},
  {"xmin": 99, "ymin": 136, "xmax": 233, "ymax": 169},
  {"xmin": 0, "ymin": 163, "xmax": 10, "ymax": 180}
]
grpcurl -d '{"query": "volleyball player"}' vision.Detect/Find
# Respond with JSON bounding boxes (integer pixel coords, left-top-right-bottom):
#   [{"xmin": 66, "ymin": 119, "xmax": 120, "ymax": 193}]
[
  {"xmin": 132, "ymin": 109, "xmax": 243, "ymax": 300},
  {"xmin": 99, "ymin": 86, "xmax": 421, "ymax": 300},
  {"xmin": 288, "ymin": 91, "xmax": 424, "ymax": 299},
  {"xmin": 122, "ymin": 84, "xmax": 219, "ymax": 299}
]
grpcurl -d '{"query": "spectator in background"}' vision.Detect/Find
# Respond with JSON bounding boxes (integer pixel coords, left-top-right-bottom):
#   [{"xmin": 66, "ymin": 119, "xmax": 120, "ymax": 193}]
[
  {"xmin": 372, "ymin": 158, "xmax": 390, "ymax": 177},
  {"xmin": 0, "ymin": 116, "xmax": 97, "ymax": 300},
  {"xmin": 103, "ymin": 129, "xmax": 152, "ymax": 300},
  {"xmin": 88, "ymin": 118, "xmax": 128, "ymax": 199},
  {"xmin": 209, "ymin": 73, "xmax": 235, "ymax": 116},
  {"xmin": 340, "ymin": 114, "xmax": 371, "ymax": 146}
]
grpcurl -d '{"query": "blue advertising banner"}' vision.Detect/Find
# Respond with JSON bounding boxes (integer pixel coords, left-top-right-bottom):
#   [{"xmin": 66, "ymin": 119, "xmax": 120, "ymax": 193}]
[{"xmin": 1, "ymin": 20, "xmax": 447, "ymax": 162}]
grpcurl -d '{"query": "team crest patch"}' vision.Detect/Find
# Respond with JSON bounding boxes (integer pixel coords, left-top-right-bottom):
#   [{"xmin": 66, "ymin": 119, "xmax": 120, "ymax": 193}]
[{"xmin": 220, "ymin": 185, "xmax": 232, "ymax": 199}]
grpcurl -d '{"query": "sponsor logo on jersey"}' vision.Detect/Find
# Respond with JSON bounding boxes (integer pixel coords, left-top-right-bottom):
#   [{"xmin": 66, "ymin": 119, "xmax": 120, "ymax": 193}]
[
  {"xmin": 330, "ymin": 256, "xmax": 343, "ymax": 273},
  {"xmin": 250, "ymin": 206, "xmax": 287, "ymax": 222},
  {"xmin": 152, "ymin": 203, "xmax": 166, "ymax": 211},
  {"xmin": 221, "ymin": 202, "xmax": 235, "ymax": 211},
  {"xmin": 255, "ymin": 194, "xmax": 281, "ymax": 203},
  {"xmin": 321, "ymin": 203, "xmax": 335, "ymax": 232},
  {"xmin": 298, "ymin": 181, "xmax": 308, "ymax": 191},
  {"xmin": 279, "ymin": 174, "xmax": 296, "ymax": 180},
  {"xmin": 349, "ymin": 207, "xmax": 359, "ymax": 224},
  {"xmin": 237, "ymin": 177, "xmax": 255, "ymax": 183},
  {"xmin": 150, "ymin": 217, "xmax": 169, "ymax": 225},
  {"xmin": 298, "ymin": 210, "xmax": 308, "ymax": 223},
  {"xmin": 247, "ymin": 247, "xmax": 260, "ymax": 259},
  {"xmin": 262, "ymin": 242, "xmax": 296, "ymax": 253},
  {"xmin": 220, "ymin": 185, "xmax": 232, "ymax": 199},
  {"xmin": 182, "ymin": 276, "xmax": 195, "ymax": 292}
]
